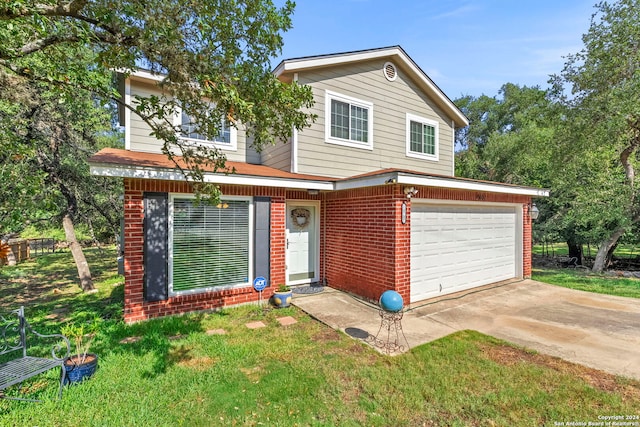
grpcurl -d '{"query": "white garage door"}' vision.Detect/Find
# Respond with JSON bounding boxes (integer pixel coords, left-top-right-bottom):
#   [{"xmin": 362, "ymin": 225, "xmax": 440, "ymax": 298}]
[{"xmin": 410, "ymin": 203, "xmax": 520, "ymax": 303}]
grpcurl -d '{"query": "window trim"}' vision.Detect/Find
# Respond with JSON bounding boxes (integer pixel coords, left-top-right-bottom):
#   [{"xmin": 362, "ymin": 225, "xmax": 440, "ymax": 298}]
[
  {"xmin": 174, "ymin": 105, "xmax": 238, "ymax": 152},
  {"xmin": 168, "ymin": 194, "xmax": 253, "ymax": 297},
  {"xmin": 406, "ymin": 113, "xmax": 439, "ymax": 161},
  {"xmin": 324, "ymin": 90, "xmax": 374, "ymax": 150}
]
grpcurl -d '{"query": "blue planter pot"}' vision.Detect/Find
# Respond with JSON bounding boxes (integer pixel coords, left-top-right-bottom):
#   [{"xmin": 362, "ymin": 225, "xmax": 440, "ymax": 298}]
[
  {"xmin": 272, "ymin": 291, "xmax": 293, "ymax": 308},
  {"xmin": 64, "ymin": 354, "xmax": 98, "ymax": 385}
]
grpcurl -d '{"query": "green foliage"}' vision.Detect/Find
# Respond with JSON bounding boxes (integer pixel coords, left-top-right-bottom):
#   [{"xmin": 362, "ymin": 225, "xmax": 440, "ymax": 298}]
[
  {"xmin": 456, "ymin": 1, "xmax": 640, "ymax": 271},
  {"xmin": 0, "ymin": 0, "xmax": 315, "ymax": 202},
  {"xmin": 60, "ymin": 316, "xmax": 102, "ymax": 362},
  {"xmin": 19, "ymin": 225, "xmax": 91, "ymax": 242}
]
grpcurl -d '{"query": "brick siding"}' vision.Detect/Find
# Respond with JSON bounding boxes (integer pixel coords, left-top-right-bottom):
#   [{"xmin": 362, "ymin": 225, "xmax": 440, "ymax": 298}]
[{"xmin": 122, "ymin": 178, "xmax": 532, "ymax": 322}]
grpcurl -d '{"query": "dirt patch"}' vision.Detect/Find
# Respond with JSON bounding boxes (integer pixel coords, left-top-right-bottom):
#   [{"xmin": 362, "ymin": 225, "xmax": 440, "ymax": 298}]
[
  {"xmin": 311, "ymin": 328, "xmax": 341, "ymax": 343},
  {"xmin": 177, "ymin": 356, "xmax": 216, "ymax": 371},
  {"xmin": 480, "ymin": 343, "xmax": 640, "ymax": 399},
  {"xmin": 240, "ymin": 365, "xmax": 263, "ymax": 382}
]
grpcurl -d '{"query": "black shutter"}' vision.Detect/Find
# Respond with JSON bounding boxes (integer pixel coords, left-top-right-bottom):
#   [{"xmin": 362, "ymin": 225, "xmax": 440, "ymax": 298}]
[
  {"xmin": 144, "ymin": 192, "xmax": 168, "ymax": 301},
  {"xmin": 254, "ymin": 197, "xmax": 271, "ymax": 286}
]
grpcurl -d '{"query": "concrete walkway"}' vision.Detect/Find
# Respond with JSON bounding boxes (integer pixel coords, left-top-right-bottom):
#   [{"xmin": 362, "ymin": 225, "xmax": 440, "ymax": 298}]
[{"xmin": 292, "ymin": 280, "xmax": 640, "ymax": 380}]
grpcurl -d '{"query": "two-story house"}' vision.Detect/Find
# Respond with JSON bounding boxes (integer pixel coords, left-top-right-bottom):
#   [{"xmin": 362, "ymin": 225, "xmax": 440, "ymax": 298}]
[{"xmin": 90, "ymin": 46, "xmax": 548, "ymax": 323}]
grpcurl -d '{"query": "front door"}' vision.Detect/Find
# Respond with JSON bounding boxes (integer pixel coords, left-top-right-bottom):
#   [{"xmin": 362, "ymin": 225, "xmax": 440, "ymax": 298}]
[{"xmin": 286, "ymin": 202, "xmax": 319, "ymax": 285}]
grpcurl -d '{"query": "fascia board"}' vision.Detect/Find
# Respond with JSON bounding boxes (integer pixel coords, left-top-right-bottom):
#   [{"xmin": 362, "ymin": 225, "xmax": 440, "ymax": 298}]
[
  {"xmin": 333, "ymin": 173, "xmax": 398, "ymax": 191},
  {"xmin": 90, "ymin": 164, "xmax": 334, "ymax": 191},
  {"xmin": 275, "ymin": 47, "xmax": 404, "ymax": 75},
  {"xmin": 395, "ymin": 173, "xmax": 550, "ymax": 197},
  {"xmin": 113, "ymin": 68, "xmax": 166, "ymax": 83}
]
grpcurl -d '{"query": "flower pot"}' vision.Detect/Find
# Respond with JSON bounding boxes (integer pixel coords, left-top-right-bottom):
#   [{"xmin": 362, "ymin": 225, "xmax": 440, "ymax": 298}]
[
  {"xmin": 64, "ymin": 353, "xmax": 98, "ymax": 385},
  {"xmin": 271, "ymin": 290, "xmax": 293, "ymax": 308}
]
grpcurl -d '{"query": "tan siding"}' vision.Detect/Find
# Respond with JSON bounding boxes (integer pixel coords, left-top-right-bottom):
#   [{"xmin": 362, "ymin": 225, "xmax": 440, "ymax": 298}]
[
  {"xmin": 128, "ymin": 79, "xmax": 250, "ymax": 162},
  {"xmin": 260, "ymin": 137, "xmax": 292, "ymax": 171},
  {"xmin": 294, "ymin": 59, "xmax": 455, "ymax": 178},
  {"xmin": 129, "ymin": 81, "xmax": 164, "ymax": 153}
]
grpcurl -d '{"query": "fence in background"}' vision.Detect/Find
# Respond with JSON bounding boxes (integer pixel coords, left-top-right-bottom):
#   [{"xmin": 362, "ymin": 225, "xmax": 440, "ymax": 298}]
[{"xmin": 0, "ymin": 238, "xmax": 57, "ymax": 266}]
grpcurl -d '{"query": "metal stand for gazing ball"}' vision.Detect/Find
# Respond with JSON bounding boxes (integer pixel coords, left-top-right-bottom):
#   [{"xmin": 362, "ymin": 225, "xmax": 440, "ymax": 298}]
[{"xmin": 371, "ymin": 309, "xmax": 410, "ymax": 355}]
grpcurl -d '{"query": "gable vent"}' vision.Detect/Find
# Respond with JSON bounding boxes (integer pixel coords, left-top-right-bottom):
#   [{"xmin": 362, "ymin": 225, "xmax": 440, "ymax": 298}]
[{"xmin": 383, "ymin": 62, "xmax": 397, "ymax": 81}]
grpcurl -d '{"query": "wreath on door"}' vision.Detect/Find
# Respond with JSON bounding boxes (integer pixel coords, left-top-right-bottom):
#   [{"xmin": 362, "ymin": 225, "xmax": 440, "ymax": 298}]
[{"xmin": 291, "ymin": 208, "xmax": 311, "ymax": 229}]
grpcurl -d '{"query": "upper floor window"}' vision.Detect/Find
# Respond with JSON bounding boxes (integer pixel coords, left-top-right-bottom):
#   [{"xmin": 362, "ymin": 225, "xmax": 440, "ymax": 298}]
[
  {"xmin": 176, "ymin": 105, "xmax": 237, "ymax": 151},
  {"xmin": 406, "ymin": 113, "xmax": 439, "ymax": 161},
  {"xmin": 325, "ymin": 91, "xmax": 373, "ymax": 150}
]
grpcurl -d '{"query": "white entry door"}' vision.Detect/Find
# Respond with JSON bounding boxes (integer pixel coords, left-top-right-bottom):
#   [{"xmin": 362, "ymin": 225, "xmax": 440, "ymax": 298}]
[
  {"xmin": 286, "ymin": 202, "xmax": 319, "ymax": 285},
  {"xmin": 410, "ymin": 203, "xmax": 521, "ymax": 303}
]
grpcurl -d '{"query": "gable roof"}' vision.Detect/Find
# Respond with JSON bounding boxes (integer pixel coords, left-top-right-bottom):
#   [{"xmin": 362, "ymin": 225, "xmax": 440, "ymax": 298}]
[{"xmin": 274, "ymin": 46, "xmax": 469, "ymax": 128}]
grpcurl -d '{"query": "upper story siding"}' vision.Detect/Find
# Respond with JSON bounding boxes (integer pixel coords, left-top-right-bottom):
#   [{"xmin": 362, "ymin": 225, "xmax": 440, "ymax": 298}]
[
  {"xmin": 262, "ymin": 58, "xmax": 457, "ymax": 178},
  {"xmin": 124, "ymin": 47, "xmax": 466, "ymax": 178},
  {"xmin": 125, "ymin": 76, "xmax": 252, "ymax": 164}
]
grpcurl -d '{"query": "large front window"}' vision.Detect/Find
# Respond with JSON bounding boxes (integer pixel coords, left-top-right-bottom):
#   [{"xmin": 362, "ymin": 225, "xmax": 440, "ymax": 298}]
[
  {"xmin": 325, "ymin": 91, "xmax": 373, "ymax": 149},
  {"xmin": 170, "ymin": 196, "xmax": 250, "ymax": 294}
]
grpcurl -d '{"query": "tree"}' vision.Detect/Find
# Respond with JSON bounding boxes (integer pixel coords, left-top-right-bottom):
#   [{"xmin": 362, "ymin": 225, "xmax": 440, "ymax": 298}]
[
  {"xmin": 550, "ymin": 0, "xmax": 640, "ymax": 272},
  {"xmin": 0, "ymin": 60, "xmax": 122, "ymax": 292},
  {"xmin": 0, "ymin": 0, "xmax": 315, "ymax": 197},
  {"xmin": 455, "ymin": 84, "xmax": 554, "ymax": 180},
  {"xmin": 0, "ymin": 1, "xmax": 315, "ymax": 289}
]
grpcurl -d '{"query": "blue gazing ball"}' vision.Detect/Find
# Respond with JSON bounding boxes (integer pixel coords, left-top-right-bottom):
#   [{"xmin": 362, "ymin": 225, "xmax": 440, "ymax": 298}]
[{"xmin": 379, "ymin": 290, "xmax": 404, "ymax": 312}]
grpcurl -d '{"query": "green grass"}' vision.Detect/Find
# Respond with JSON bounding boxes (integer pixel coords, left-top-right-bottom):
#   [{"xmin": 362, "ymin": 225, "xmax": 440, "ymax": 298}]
[
  {"xmin": 533, "ymin": 268, "xmax": 640, "ymax": 299},
  {"xmin": 1, "ymin": 249, "xmax": 639, "ymax": 425},
  {"xmin": 533, "ymin": 242, "xmax": 640, "ymax": 259}
]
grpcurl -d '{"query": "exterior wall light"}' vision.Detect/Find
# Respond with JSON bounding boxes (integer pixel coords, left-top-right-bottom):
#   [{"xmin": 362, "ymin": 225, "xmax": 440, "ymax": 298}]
[
  {"xmin": 404, "ymin": 186, "xmax": 418, "ymax": 198},
  {"xmin": 530, "ymin": 202, "xmax": 540, "ymax": 220}
]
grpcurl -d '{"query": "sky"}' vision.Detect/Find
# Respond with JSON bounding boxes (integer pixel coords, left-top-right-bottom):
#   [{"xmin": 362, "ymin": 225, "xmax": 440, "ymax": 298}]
[{"xmin": 274, "ymin": 0, "xmax": 597, "ymax": 99}]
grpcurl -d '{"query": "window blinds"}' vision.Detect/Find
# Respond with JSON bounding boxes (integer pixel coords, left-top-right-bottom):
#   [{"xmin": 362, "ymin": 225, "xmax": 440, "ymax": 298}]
[{"xmin": 172, "ymin": 198, "xmax": 250, "ymax": 292}]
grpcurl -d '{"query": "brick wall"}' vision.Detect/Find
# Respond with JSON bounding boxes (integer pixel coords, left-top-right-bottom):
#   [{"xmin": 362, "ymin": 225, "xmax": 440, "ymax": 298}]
[
  {"xmin": 323, "ymin": 185, "xmax": 409, "ymax": 302},
  {"xmin": 323, "ymin": 184, "xmax": 532, "ymax": 304},
  {"xmin": 122, "ymin": 178, "xmax": 533, "ymax": 322},
  {"xmin": 122, "ymin": 178, "xmax": 295, "ymax": 323}
]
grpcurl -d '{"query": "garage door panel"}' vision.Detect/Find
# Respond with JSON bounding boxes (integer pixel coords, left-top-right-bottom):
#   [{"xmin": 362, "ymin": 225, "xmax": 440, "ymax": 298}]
[{"xmin": 410, "ymin": 204, "xmax": 519, "ymax": 303}]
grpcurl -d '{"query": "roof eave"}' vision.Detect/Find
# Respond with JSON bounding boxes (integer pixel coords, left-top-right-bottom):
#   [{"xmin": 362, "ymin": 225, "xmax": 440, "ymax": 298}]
[
  {"xmin": 90, "ymin": 163, "xmax": 335, "ymax": 191},
  {"xmin": 334, "ymin": 171, "xmax": 549, "ymax": 197}
]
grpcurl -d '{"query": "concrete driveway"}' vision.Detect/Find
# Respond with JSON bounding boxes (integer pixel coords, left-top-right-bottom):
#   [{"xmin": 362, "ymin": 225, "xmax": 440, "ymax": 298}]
[{"xmin": 292, "ymin": 280, "xmax": 640, "ymax": 380}]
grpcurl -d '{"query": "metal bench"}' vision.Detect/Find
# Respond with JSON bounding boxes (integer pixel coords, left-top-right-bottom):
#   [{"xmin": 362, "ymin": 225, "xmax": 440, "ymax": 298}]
[{"xmin": 0, "ymin": 307, "xmax": 70, "ymax": 401}]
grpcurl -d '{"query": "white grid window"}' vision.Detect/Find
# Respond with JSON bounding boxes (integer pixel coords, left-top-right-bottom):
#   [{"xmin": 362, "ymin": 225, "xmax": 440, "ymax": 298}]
[
  {"xmin": 406, "ymin": 113, "xmax": 439, "ymax": 161},
  {"xmin": 325, "ymin": 91, "xmax": 373, "ymax": 149}
]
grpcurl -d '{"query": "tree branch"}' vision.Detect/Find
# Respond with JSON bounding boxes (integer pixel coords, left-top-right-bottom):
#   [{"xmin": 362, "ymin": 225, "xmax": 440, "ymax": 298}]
[
  {"xmin": 1, "ymin": 0, "xmax": 89, "ymax": 20},
  {"xmin": 18, "ymin": 35, "xmax": 81, "ymax": 57}
]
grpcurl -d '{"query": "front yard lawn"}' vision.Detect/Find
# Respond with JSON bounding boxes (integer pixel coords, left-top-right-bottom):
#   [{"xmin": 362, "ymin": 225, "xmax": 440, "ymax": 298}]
[
  {"xmin": 533, "ymin": 268, "xmax": 640, "ymax": 299},
  {"xmin": 1, "ymin": 248, "xmax": 638, "ymax": 425}
]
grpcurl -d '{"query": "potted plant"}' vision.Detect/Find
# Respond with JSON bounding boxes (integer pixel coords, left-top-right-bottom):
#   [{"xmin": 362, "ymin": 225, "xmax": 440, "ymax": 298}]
[
  {"xmin": 272, "ymin": 284, "xmax": 293, "ymax": 308},
  {"xmin": 60, "ymin": 317, "xmax": 101, "ymax": 385}
]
